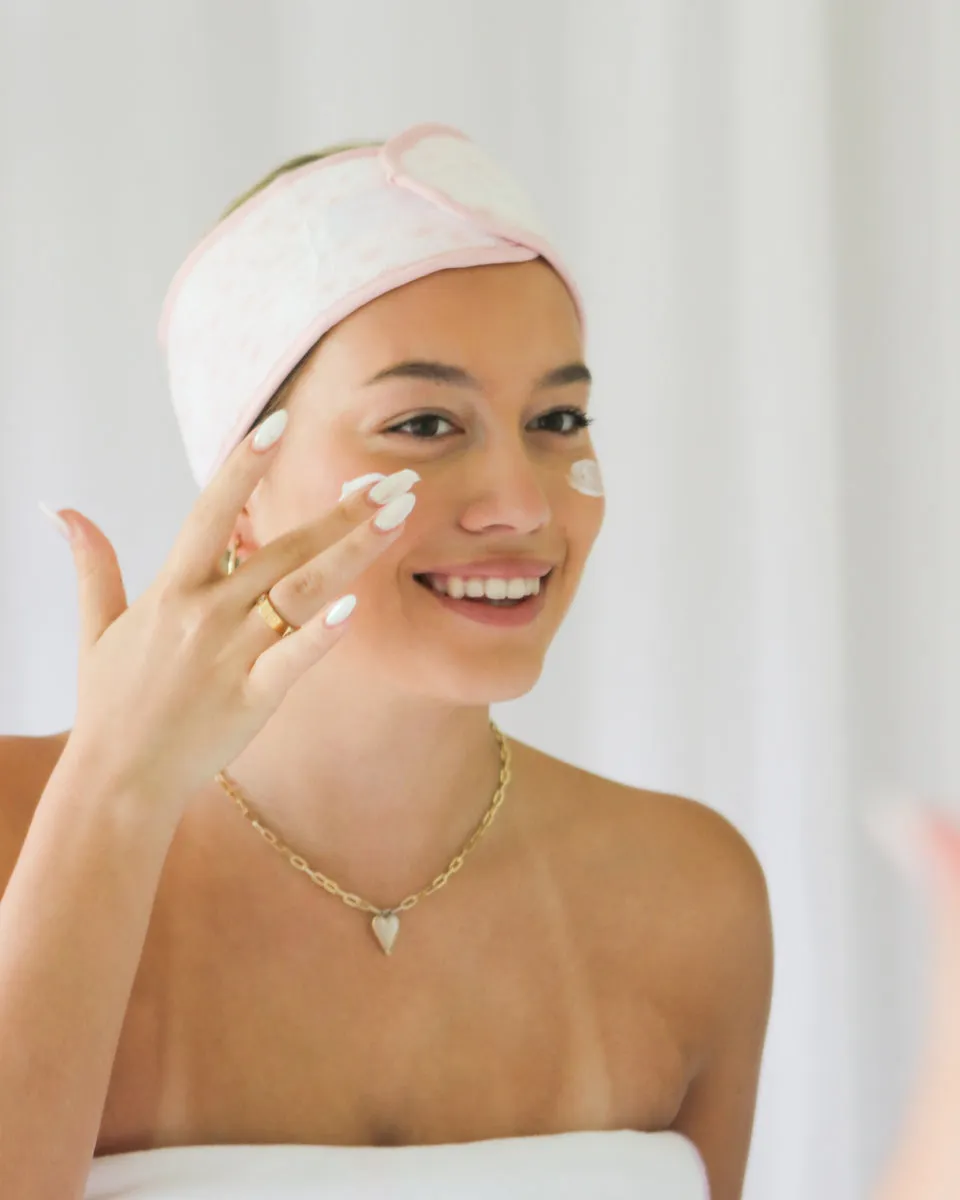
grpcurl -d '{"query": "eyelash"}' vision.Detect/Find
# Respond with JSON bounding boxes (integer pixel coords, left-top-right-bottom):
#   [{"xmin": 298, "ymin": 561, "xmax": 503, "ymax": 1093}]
[{"xmin": 384, "ymin": 407, "xmax": 595, "ymax": 440}]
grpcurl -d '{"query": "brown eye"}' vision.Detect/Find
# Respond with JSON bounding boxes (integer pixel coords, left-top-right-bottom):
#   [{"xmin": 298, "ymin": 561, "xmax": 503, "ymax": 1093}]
[
  {"xmin": 532, "ymin": 408, "xmax": 594, "ymax": 435},
  {"xmin": 386, "ymin": 414, "xmax": 458, "ymax": 439}
]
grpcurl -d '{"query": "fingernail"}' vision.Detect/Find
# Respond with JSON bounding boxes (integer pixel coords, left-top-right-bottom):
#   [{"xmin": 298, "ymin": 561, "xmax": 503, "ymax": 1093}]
[
  {"xmin": 38, "ymin": 501, "xmax": 71, "ymax": 541},
  {"xmin": 368, "ymin": 468, "xmax": 421, "ymax": 505},
  {"xmin": 323, "ymin": 594, "xmax": 357, "ymax": 627},
  {"xmin": 252, "ymin": 410, "xmax": 288, "ymax": 451},
  {"xmin": 373, "ymin": 492, "xmax": 416, "ymax": 531},
  {"xmin": 340, "ymin": 472, "xmax": 386, "ymax": 502},
  {"xmin": 864, "ymin": 794, "xmax": 930, "ymax": 883}
]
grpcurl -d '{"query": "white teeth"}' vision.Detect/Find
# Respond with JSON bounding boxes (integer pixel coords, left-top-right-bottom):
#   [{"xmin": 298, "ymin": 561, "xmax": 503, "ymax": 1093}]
[{"xmin": 422, "ymin": 574, "xmax": 547, "ymax": 600}]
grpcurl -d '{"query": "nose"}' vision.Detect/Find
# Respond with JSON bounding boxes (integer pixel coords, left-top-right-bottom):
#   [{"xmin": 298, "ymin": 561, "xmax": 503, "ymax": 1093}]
[{"xmin": 457, "ymin": 440, "xmax": 552, "ymax": 536}]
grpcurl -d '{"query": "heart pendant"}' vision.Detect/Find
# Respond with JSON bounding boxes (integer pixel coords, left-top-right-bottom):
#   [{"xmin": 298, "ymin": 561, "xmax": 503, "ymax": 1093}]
[{"xmin": 372, "ymin": 911, "xmax": 400, "ymax": 956}]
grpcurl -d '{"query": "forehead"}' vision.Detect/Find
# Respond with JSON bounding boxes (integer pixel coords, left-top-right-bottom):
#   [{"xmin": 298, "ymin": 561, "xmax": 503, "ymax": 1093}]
[{"xmin": 310, "ymin": 260, "xmax": 583, "ymax": 386}]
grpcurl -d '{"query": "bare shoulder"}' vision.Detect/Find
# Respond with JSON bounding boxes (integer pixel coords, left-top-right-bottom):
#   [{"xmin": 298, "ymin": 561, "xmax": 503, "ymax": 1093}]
[
  {"xmin": 515, "ymin": 739, "xmax": 770, "ymax": 907},
  {"xmin": 513, "ymin": 741, "xmax": 773, "ymax": 1192},
  {"xmin": 513, "ymin": 739, "xmax": 773, "ymax": 1035},
  {"xmin": 0, "ymin": 731, "xmax": 71, "ymax": 887}
]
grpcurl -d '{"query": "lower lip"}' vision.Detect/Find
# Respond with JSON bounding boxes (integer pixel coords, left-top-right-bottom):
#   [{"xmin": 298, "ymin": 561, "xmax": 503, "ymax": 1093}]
[{"xmin": 415, "ymin": 577, "xmax": 550, "ymax": 627}]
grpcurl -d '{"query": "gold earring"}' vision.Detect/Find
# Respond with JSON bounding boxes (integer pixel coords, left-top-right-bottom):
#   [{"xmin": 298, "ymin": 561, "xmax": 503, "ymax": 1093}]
[{"xmin": 224, "ymin": 542, "xmax": 239, "ymax": 576}]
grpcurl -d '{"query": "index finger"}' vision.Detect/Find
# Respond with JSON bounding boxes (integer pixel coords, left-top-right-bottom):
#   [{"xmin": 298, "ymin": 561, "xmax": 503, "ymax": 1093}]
[{"xmin": 163, "ymin": 411, "xmax": 289, "ymax": 590}]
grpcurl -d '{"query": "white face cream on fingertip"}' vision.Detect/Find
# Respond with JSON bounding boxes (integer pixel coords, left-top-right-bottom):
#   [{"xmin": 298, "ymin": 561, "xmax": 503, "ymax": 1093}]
[
  {"xmin": 568, "ymin": 459, "xmax": 604, "ymax": 497},
  {"xmin": 339, "ymin": 472, "xmax": 387, "ymax": 502}
]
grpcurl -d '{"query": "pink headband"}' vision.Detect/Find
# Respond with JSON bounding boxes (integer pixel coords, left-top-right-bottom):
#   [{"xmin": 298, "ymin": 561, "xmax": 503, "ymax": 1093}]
[{"xmin": 159, "ymin": 122, "xmax": 585, "ymax": 488}]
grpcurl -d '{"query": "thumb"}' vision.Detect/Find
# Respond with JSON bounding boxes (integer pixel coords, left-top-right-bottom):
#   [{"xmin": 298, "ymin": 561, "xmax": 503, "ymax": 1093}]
[{"xmin": 57, "ymin": 509, "xmax": 129, "ymax": 652}]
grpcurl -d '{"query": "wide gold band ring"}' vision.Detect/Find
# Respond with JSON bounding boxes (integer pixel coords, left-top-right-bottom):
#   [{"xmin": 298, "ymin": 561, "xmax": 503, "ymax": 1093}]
[{"xmin": 254, "ymin": 592, "xmax": 298, "ymax": 639}]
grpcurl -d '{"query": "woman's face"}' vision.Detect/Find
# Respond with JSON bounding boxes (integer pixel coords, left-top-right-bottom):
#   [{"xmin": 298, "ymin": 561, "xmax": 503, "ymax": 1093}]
[{"xmin": 242, "ymin": 259, "xmax": 604, "ymax": 704}]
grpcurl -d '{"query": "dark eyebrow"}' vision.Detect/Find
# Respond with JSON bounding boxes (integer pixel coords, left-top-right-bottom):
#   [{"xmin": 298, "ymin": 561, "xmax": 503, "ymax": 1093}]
[{"xmin": 363, "ymin": 359, "xmax": 592, "ymax": 391}]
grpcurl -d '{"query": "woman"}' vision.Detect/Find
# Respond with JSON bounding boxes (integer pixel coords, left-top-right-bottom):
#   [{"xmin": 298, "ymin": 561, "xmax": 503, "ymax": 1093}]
[{"xmin": 0, "ymin": 124, "xmax": 773, "ymax": 1199}]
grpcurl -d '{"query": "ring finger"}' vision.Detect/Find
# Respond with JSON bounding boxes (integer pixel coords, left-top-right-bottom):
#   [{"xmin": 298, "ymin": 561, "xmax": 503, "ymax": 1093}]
[{"xmin": 238, "ymin": 488, "xmax": 417, "ymax": 652}]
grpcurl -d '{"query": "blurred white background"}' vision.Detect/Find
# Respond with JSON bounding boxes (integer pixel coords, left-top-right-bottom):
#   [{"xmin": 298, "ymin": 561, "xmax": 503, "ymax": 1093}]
[{"xmin": 1, "ymin": 2, "xmax": 957, "ymax": 1197}]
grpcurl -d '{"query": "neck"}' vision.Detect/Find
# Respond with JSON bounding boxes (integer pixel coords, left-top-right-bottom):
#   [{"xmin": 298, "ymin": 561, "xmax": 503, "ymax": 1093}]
[{"xmin": 207, "ymin": 668, "xmax": 508, "ymax": 904}]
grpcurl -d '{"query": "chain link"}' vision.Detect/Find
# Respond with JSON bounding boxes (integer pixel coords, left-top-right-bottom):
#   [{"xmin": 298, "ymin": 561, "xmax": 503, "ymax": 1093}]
[{"xmin": 214, "ymin": 722, "xmax": 511, "ymax": 917}]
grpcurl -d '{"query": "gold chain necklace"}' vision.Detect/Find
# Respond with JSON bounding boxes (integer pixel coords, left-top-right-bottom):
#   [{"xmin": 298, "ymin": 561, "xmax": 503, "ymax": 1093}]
[{"xmin": 214, "ymin": 721, "xmax": 511, "ymax": 956}]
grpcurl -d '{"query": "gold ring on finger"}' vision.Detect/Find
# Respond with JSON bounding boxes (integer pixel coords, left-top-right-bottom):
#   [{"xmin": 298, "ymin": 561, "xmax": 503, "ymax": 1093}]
[{"xmin": 254, "ymin": 592, "xmax": 298, "ymax": 639}]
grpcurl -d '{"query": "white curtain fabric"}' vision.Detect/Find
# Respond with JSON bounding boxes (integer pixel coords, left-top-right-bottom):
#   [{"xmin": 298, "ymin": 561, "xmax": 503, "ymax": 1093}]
[{"xmin": 1, "ymin": 3, "xmax": 957, "ymax": 1198}]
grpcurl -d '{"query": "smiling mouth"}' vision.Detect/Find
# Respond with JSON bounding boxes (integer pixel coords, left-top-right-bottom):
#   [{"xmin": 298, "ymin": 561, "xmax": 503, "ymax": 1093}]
[{"xmin": 413, "ymin": 570, "xmax": 553, "ymax": 608}]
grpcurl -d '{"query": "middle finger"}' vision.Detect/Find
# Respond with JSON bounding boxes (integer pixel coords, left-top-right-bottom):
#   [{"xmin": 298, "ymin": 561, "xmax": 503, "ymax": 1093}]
[{"xmin": 227, "ymin": 469, "xmax": 420, "ymax": 615}]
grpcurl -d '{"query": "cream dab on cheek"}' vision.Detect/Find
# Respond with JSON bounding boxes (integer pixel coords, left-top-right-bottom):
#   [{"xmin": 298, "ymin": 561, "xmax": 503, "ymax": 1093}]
[{"xmin": 568, "ymin": 459, "xmax": 604, "ymax": 497}]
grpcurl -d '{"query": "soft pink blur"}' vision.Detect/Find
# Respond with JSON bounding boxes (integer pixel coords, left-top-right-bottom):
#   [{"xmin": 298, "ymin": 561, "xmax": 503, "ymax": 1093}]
[{"xmin": 873, "ymin": 810, "xmax": 960, "ymax": 1200}]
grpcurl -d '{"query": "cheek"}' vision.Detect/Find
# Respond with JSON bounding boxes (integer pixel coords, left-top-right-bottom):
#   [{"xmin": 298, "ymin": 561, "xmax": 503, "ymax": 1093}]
[
  {"xmin": 567, "ymin": 496, "xmax": 605, "ymax": 561},
  {"xmin": 547, "ymin": 469, "xmax": 604, "ymax": 570},
  {"xmin": 277, "ymin": 419, "xmax": 386, "ymax": 507},
  {"xmin": 274, "ymin": 449, "xmax": 387, "ymax": 527}
]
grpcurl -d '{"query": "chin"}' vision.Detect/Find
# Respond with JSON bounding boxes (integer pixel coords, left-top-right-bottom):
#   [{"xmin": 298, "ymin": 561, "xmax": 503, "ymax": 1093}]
[
  {"xmin": 347, "ymin": 634, "xmax": 547, "ymax": 705},
  {"xmin": 438, "ymin": 659, "xmax": 544, "ymax": 705},
  {"xmin": 403, "ymin": 644, "xmax": 547, "ymax": 704}
]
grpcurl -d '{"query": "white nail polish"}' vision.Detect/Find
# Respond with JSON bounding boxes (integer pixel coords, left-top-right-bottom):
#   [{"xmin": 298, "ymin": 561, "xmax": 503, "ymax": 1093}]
[
  {"xmin": 38, "ymin": 501, "xmax": 71, "ymax": 541},
  {"xmin": 568, "ymin": 459, "xmax": 604, "ymax": 497},
  {"xmin": 340, "ymin": 473, "xmax": 386, "ymax": 501},
  {"xmin": 368, "ymin": 468, "xmax": 421, "ymax": 505},
  {"xmin": 252, "ymin": 410, "xmax": 288, "ymax": 451},
  {"xmin": 324, "ymin": 594, "xmax": 357, "ymax": 627},
  {"xmin": 373, "ymin": 492, "xmax": 416, "ymax": 531}
]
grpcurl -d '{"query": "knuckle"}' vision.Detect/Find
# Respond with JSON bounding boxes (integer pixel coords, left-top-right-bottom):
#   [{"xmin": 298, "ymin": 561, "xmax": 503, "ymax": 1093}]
[
  {"xmin": 161, "ymin": 586, "xmax": 227, "ymax": 646},
  {"xmin": 150, "ymin": 573, "xmax": 190, "ymax": 618},
  {"xmin": 282, "ymin": 563, "xmax": 325, "ymax": 602},
  {"xmin": 175, "ymin": 594, "xmax": 214, "ymax": 642},
  {"xmin": 152, "ymin": 560, "xmax": 184, "ymax": 595},
  {"xmin": 204, "ymin": 579, "xmax": 242, "ymax": 625},
  {"xmin": 156, "ymin": 547, "xmax": 198, "ymax": 590}
]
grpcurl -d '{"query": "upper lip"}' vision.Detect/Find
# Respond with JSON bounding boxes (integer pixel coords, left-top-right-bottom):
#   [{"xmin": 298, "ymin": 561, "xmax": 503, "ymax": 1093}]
[{"xmin": 413, "ymin": 559, "xmax": 556, "ymax": 579}]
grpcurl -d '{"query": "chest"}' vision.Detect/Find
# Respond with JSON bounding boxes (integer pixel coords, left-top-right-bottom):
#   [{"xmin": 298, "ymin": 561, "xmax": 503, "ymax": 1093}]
[{"xmin": 96, "ymin": 848, "xmax": 694, "ymax": 1155}]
